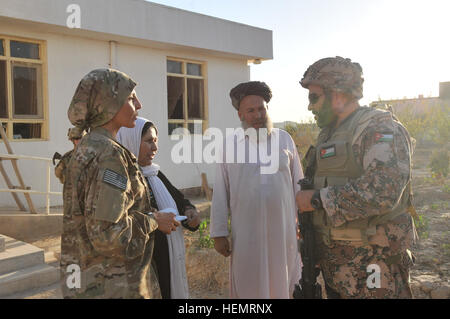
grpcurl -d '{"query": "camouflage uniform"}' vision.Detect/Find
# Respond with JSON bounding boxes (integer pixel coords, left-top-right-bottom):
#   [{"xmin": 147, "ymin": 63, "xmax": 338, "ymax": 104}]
[
  {"xmin": 54, "ymin": 128, "xmax": 85, "ymax": 184},
  {"xmin": 316, "ymin": 109, "xmax": 416, "ymax": 299},
  {"xmin": 54, "ymin": 150, "xmax": 74, "ymax": 184},
  {"xmin": 60, "ymin": 69, "xmax": 158, "ymax": 299},
  {"xmin": 300, "ymin": 57, "xmax": 417, "ymax": 299}
]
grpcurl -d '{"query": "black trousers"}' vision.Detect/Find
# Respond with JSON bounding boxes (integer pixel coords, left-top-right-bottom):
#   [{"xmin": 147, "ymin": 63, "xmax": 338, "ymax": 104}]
[{"xmin": 152, "ymin": 230, "xmax": 171, "ymax": 299}]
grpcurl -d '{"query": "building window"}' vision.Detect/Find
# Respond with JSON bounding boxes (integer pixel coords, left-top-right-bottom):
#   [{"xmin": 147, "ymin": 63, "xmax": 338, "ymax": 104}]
[
  {"xmin": 0, "ymin": 36, "xmax": 47, "ymax": 140},
  {"xmin": 167, "ymin": 58, "xmax": 207, "ymax": 135}
]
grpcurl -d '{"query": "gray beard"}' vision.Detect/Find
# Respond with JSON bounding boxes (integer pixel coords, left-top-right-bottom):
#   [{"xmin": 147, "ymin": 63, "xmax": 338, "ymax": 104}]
[
  {"xmin": 241, "ymin": 116, "xmax": 273, "ymax": 143},
  {"xmin": 240, "ymin": 116, "xmax": 274, "ymax": 136}
]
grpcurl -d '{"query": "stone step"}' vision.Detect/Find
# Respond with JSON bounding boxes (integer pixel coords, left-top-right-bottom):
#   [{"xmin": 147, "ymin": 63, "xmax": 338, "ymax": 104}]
[
  {"xmin": 0, "ymin": 236, "xmax": 5, "ymax": 253},
  {"xmin": 0, "ymin": 236, "xmax": 44, "ymax": 275},
  {"xmin": 44, "ymin": 251, "xmax": 60, "ymax": 268},
  {"xmin": 2, "ymin": 282, "xmax": 61, "ymax": 299},
  {"xmin": 0, "ymin": 263, "xmax": 60, "ymax": 297}
]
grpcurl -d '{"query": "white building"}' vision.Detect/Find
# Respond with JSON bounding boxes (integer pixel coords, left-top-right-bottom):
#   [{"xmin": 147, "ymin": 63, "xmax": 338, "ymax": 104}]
[
  {"xmin": 0, "ymin": 0, "xmax": 273, "ymax": 209},
  {"xmin": 370, "ymin": 82, "xmax": 450, "ymax": 115}
]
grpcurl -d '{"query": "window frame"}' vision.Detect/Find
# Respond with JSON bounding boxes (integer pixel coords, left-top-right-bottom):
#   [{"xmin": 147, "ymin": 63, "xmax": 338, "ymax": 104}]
[
  {"xmin": 0, "ymin": 35, "xmax": 48, "ymax": 142},
  {"xmin": 166, "ymin": 57, "xmax": 208, "ymax": 135}
]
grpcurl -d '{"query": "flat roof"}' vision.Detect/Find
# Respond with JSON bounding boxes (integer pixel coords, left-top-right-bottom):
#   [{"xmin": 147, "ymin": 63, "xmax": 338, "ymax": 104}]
[{"xmin": 0, "ymin": 0, "xmax": 273, "ymax": 61}]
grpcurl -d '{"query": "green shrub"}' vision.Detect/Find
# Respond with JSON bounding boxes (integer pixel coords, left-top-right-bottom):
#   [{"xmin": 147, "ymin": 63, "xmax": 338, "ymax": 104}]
[
  {"xmin": 414, "ymin": 214, "xmax": 429, "ymax": 239},
  {"xmin": 284, "ymin": 120, "xmax": 319, "ymax": 160},
  {"xmin": 393, "ymin": 102, "xmax": 450, "ymax": 146},
  {"xmin": 429, "ymin": 150, "xmax": 449, "ymax": 178},
  {"xmin": 443, "ymin": 183, "xmax": 450, "ymax": 194},
  {"xmin": 441, "ymin": 243, "xmax": 450, "ymax": 257},
  {"xmin": 197, "ymin": 218, "xmax": 215, "ymax": 249}
]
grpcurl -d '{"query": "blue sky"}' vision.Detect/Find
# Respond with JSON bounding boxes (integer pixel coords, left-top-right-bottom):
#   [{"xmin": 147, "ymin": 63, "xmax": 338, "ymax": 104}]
[{"xmin": 147, "ymin": 0, "xmax": 450, "ymax": 122}]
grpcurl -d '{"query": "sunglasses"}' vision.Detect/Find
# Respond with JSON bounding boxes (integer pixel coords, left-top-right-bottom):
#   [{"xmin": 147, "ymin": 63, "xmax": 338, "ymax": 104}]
[{"xmin": 308, "ymin": 93, "xmax": 323, "ymax": 105}]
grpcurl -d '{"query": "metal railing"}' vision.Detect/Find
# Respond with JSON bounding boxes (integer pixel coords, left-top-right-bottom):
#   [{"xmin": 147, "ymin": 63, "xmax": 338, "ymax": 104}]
[{"xmin": 0, "ymin": 154, "xmax": 62, "ymax": 215}]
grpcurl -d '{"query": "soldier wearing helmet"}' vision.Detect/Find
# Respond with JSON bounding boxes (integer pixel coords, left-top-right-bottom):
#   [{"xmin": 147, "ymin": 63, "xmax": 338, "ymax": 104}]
[
  {"xmin": 296, "ymin": 57, "xmax": 417, "ymax": 298},
  {"xmin": 67, "ymin": 127, "xmax": 85, "ymax": 146},
  {"xmin": 54, "ymin": 128, "xmax": 86, "ymax": 184}
]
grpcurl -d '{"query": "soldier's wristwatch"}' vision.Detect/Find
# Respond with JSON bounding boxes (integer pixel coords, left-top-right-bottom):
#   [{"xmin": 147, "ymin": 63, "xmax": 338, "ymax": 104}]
[{"xmin": 310, "ymin": 190, "xmax": 323, "ymax": 210}]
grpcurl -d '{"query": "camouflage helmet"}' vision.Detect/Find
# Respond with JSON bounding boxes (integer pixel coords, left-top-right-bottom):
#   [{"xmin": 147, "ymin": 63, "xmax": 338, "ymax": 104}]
[
  {"xmin": 67, "ymin": 127, "xmax": 85, "ymax": 141},
  {"xmin": 300, "ymin": 56, "xmax": 364, "ymax": 100}
]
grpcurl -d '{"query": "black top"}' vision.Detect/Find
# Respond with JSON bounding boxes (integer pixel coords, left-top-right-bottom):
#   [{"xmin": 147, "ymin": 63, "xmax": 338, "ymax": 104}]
[
  {"xmin": 146, "ymin": 170, "xmax": 199, "ymax": 232},
  {"xmin": 145, "ymin": 170, "xmax": 199, "ymax": 299}
]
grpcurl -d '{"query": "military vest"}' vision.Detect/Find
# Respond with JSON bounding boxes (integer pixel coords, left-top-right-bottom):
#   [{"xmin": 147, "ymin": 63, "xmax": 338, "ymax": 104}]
[{"xmin": 312, "ymin": 107, "xmax": 414, "ymax": 246}]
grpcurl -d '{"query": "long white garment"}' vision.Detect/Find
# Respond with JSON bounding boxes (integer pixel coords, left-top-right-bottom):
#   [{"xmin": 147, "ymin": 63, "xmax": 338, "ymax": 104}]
[
  {"xmin": 117, "ymin": 118, "xmax": 189, "ymax": 299},
  {"xmin": 141, "ymin": 164, "xmax": 189, "ymax": 299},
  {"xmin": 210, "ymin": 128, "xmax": 303, "ymax": 299}
]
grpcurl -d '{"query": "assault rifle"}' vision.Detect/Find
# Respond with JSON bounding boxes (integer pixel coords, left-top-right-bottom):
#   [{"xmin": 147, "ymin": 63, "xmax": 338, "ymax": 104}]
[
  {"xmin": 293, "ymin": 146, "xmax": 322, "ymax": 299},
  {"xmin": 52, "ymin": 152, "xmax": 62, "ymax": 166}
]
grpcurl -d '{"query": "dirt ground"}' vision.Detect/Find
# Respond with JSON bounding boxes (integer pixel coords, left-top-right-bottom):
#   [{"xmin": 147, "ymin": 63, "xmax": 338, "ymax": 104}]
[
  {"xmin": 9, "ymin": 146, "xmax": 450, "ymax": 299},
  {"xmin": 183, "ymin": 145, "xmax": 449, "ymax": 299},
  {"xmin": 407, "ymin": 146, "xmax": 450, "ymax": 299}
]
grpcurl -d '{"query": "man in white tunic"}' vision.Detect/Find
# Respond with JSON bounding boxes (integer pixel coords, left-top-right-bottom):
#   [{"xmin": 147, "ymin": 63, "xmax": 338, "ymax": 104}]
[{"xmin": 210, "ymin": 81, "xmax": 303, "ymax": 299}]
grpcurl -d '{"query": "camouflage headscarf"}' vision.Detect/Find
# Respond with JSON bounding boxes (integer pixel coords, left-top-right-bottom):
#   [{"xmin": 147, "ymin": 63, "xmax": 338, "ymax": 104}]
[
  {"xmin": 229, "ymin": 81, "xmax": 272, "ymax": 110},
  {"xmin": 68, "ymin": 69, "xmax": 136, "ymax": 130},
  {"xmin": 300, "ymin": 56, "xmax": 364, "ymax": 100}
]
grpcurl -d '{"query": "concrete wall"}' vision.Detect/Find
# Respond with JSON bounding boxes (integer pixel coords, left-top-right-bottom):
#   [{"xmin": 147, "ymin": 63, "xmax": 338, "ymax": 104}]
[
  {"xmin": 374, "ymin": 97, "xmax": 443, "ymax": 115},
  {"xmin": 0, "ymin": 20, "xmax": 249, "ymax": 208}
]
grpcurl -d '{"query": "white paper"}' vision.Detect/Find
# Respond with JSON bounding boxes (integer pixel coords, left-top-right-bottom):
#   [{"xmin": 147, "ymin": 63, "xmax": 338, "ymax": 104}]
[{"xmin": 159, "ymin": 207, "xmax": 178, "ymax": 214}]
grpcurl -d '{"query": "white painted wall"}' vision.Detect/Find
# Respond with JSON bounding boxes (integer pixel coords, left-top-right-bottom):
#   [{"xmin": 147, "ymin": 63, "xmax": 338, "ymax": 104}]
[
  {"xmin": 0, "ymin": 20, "xmax": 250, "ymax": 209},
  {"xmin": 0, "ymin": 0, "xmax": 272, "ymax": 60}
]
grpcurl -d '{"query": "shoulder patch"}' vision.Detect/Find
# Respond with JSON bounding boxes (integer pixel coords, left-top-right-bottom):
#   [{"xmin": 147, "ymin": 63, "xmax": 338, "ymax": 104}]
[
  {"xmin": 375, "ymin": 132, "xmax": 394, "ymax": 142},
  {"xmin": 320, "ymin": 145, "xmax": 336, "ymax": 158},
  {"xmin": 102, "ymin": 169, "xmax": 127, "ymax": 190}
]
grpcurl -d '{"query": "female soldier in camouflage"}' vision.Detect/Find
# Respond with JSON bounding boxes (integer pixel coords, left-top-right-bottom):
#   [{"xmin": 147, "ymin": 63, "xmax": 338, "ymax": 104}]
[{"xmin": 61, "ymin": 69, "xmax": 179, "ymax": 299}]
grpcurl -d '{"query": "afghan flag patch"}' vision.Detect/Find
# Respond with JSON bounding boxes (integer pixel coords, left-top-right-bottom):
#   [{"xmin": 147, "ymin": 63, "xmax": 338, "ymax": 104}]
[
  {"xmin": 320, "ymin": 145, "xmax": 336, "ymax": 159},
  {"xmin": 375, "ymin": 132, "xmax": 394, "ymax": 142}
]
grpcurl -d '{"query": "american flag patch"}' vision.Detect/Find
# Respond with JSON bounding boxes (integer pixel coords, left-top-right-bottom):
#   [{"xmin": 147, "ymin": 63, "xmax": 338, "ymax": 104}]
[
  {"xmin": 375, "ymin": 132, "xmax": 394, "ymax": 142},
  {"xmin": 103, "ymin": 169, "xmax": 127, "ymax": 190}
]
